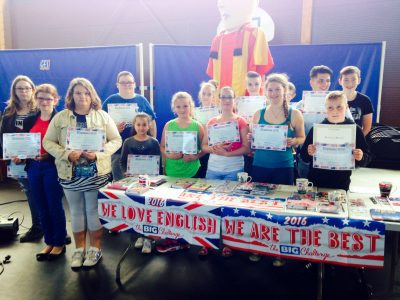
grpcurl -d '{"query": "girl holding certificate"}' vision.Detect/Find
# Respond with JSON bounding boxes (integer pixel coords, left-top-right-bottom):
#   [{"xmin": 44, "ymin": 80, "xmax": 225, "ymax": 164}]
[
  {"xmin": 43, "ymin": 78, "xmax": 122, "ymax": 270},
  {"xmin": 196, "ymin": 80, "xmax": 218, "ymax": 178},
  {"xmin": 201, "ymin": 86, "xmax": 250, "ymax": 257},
  {"xmin": 160, "ymin": 91, "xmax": 205, "ymax": 178},
  {"xmin": 120, "ymin": 112, "xmax": 160, "ymax": 254},
  {"xmin": 202, "ymin": 86, "xmax": 250, "ymax": 180},
  {"xmin": 251, "ymin": 73, "xmax": 305, "ymax": 185},
  {"xmin": 250, "ymin": 74, "xmax": 305, "ymax": 265},
  {"xmin": 0, "ymin": 75, "xmax": 43, "ymax": 243},
  {"xmin": 23, "ymin": 84, "xmax": 67, "ymax": 261}
]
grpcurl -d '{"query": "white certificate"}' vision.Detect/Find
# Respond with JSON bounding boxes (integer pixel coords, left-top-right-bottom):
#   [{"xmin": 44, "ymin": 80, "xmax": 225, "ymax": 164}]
[
  {"xmin": 194, "ymin": 106, "xmax": 220, "ymax": 125},
  {"xmin": 207, "ymin": 121, "xmax": 240, "ymax": 146},
  {"xmin": 313, "ymin": 144, "xmax": 355, "ymax": 170},
  {"xmin": 7, "ymin": 161, "xmax": 28, "ymax": 178},
  {"xmin": 313, "ymin": 124, "xmax": 356, "ymax": 170},
  {"xmin": 165, "ymin": 131, "xmax": 198, "ymax": 154},
  {"xmin": 235, "ymin": 96, "xmax": 267, "ymax": 119},
  {"xmin": 251, "ymin": 124, "xmax": 288, "ymax": 151},
  {"xmin": 2, "ymin": 133, "xmax": 41, "ymax": 159},
  {"xmin": 66, "ymin": 128, "xmax": 106, "ymax": 152},
  {"xmin": 126, "ymin": 155, "xmax": 160, "ymax": 176},
  {"xmin": 302, "ymin": 91, "xmax": 329, "ymax": 113},
  {"xmin": 313, "ymin": 124, "xmax": 356, "ymax": 145},
  {"xmin": 107, "ymin": 103, "xmax": 138, "ymax": 125}
]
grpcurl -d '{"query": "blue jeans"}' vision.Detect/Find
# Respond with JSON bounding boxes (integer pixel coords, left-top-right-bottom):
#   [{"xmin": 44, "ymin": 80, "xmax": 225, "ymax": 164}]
[
  {"xmin": 206, "ymin": 168, "xmax": 243, "ymax": 181},
  {"xmin": 18, "ymin": 177, "xmax": 41, "ymax": 227},
  {"xmin": 251, "ymin": 165, "xmax": 294, "ymax": 185},
  {"xmin": 27, "ymin": 160, "xmax": 66, "ymax": 246}
]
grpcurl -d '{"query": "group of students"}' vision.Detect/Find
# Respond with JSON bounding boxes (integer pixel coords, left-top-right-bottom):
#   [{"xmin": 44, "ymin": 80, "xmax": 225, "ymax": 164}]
[{"xmin": 0, "ymin": 64, "xmax": 373, "ymax": 269}]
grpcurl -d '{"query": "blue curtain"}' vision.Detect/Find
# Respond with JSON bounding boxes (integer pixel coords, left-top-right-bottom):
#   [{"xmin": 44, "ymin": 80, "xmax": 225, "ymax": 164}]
[
  {"xmin": 0, "ymin": 45, "xmax": 137, "ymax": 110},
  {"xmin": 153, "ymin": 42, "xmax": 383, "ymax": 138}
]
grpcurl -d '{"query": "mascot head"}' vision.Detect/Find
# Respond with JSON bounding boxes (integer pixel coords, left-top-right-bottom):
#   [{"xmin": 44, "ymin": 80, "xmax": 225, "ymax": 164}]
[{"xmin": 217, "ymin": 0, "xmax": 258, "ymax": 32}]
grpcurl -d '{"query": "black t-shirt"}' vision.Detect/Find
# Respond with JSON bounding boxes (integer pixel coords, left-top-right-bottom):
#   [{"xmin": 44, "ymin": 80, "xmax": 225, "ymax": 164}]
[{"xmin": 348, "ymin": 92, "xmax": 374, "ymax": 127}]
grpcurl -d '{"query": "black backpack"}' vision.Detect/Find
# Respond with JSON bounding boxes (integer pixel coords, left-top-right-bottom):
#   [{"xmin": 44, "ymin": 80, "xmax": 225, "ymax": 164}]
[{"xmin": 366, "ymin": 124, "xmax": 400, "ymax": 169}]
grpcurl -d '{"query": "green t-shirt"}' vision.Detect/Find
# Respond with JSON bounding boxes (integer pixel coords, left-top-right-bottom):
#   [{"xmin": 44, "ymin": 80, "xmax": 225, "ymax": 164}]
[{"xmin": 165, "ymin": 119, "xmax": 201, "ymax": 178}]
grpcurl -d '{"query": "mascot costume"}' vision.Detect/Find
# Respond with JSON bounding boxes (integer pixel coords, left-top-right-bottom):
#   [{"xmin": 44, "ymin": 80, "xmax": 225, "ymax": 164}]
[{"xmin": 207, "ymin": 0, "xmax": 274, "ymax": 96}]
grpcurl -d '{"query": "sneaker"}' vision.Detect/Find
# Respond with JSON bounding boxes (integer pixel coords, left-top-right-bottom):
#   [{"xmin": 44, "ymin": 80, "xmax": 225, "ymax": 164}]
[
  {"xmin": 272, "ymin": 257, "xmax": 286, "ymax": 267},
  {"xmin": 83, "ymin": 247, "xmax": 102, "ymax": 268},
  {"xmin": 249, "ymin": 253, "xmax": 262, "ymax": 262},
  {"xmin": 142, "ymin": 238, "xmax": 152, "ymax": 254},
  {"xmin": 20, "ymin": 225, "xmax": 44, "ymax": 243},
  {"xmin": 71, "ymin": 248, "xmax": 85, "ymax": 270},
  {"xmin": 135, "ymin": 237, "xmax": 144, "ymax": 249},
  {"xmin": 156, "ymin": 240, "xmax": 190, "ymax": 253}
]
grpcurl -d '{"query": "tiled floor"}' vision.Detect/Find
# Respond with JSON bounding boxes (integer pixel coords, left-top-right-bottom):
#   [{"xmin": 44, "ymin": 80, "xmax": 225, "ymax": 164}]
[{"xmin": 0, "ymin": 178, "xmax": 399, "ymax": 300}]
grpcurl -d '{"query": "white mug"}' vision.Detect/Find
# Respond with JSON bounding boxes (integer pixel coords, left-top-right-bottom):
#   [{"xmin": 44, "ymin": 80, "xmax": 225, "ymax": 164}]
[
  {"xmin": 237, "ymin": 172, "xmax": 252, "ymax": 183},
  {"xmin": 296, "ymin": 178, "xmax": 313, "ymax": 194}
]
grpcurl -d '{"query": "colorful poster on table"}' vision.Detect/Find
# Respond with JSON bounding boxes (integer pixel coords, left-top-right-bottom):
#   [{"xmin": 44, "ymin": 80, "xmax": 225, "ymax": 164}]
[
  {"xmin": 313, "ymin": 124, "xmax": 356, "ymax": 170},
  {"xmin": 221, "ymin": 207, "xmax": 385, "ymax": 267},
  {"xmin": 2, "ymin": 133, "xmax": 41, "ymax": 159},
  {"xmin": 98, "ymin": 188, "xmax": 221, "ymax": 249}
]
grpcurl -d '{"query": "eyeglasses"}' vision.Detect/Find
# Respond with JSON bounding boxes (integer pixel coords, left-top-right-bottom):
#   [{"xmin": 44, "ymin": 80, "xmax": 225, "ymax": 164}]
[
  {"xmin": 15, "ymin": 87, "xmax": 32, "ymax": 92},
  {"xmin": 220, "ymin": 96, "xmax": 234, "ymax": 100},
  {"xmin": 118, "ymin": 81, "xmax": 135, "ymax": 86},
  {"xmin": 37, "ymin": 97, "xmax": 54, "ymax": 102}
]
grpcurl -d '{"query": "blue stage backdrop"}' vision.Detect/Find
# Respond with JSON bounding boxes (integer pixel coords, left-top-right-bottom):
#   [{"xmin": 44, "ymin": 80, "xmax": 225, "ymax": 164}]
[
  {"xmin": 153, "ymin": 43, "xmax": 383, "ymax": 140},
  {"xmin": 0, "ymin": 45, "xmax": 137, "ymax": 111}
]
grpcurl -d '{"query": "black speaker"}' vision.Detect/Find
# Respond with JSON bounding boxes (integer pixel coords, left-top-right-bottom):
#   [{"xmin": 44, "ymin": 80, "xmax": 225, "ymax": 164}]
[{"xmin": 0, "ymin": 217, "xmax": 19, "ymax": 241}]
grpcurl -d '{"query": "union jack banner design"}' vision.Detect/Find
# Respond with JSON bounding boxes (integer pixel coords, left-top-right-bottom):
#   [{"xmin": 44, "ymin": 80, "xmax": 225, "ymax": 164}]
[{"xmin": 98, "ymin": 189, "xmax": 221, "ymax": 249}]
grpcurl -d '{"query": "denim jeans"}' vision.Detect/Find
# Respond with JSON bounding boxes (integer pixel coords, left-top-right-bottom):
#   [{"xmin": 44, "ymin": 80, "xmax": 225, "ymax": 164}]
[
  {"xmin": 206, "ymin": 168, "xmax": 243, "ymax": 181},
  {"xmin": 18, "ymin": 177, "xmax": 41, "ymax": 227},
  {"xmin": 27, "ymin": 160, "xmax": 66, "ymax": 246}
]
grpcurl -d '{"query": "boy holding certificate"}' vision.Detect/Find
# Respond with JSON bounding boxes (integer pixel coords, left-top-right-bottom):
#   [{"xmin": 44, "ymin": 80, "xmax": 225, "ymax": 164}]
[
  {"xmin": 339, "ymin": 66, "xmax": 374, "ymax": 136},
  {"xmin": 103, "ymin": 71, "xmax": 157, "ymax": 181},
  {"xmin": 300, "ymin": 91, "xmax": 371, "ymax": 190}
]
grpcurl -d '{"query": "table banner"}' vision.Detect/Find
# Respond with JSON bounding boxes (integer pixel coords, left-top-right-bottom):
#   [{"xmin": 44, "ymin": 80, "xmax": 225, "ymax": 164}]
[
  {"xmin": 98, "ymin": 189, "xmax": 221, "ymax": 249},
  {"xmin": 221, "ymin": 207, "xmax": 385, "ymax": 268}
]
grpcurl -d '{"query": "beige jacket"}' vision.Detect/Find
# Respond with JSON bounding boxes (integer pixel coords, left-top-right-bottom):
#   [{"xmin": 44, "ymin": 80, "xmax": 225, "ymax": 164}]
[{"xmin": 43, "ymin": 109, "xmax": 122, "ymax": 180}]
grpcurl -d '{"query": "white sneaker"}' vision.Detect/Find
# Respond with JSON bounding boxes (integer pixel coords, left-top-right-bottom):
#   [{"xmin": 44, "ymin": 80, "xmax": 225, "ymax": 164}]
[
  {"xmin": 83, "ymin": 247, "xmax": 102, "ymax": 268},
  {"xmin": 134, "ymin": 237, "xmax": 144, "ymax": 249},
  {"xmin": 71, "ymin": 248, "xmax": 85, "ymax": 270},
  {"xmin": 142, "ymin": 238, "xmax": 152, "ymax": 254}
]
